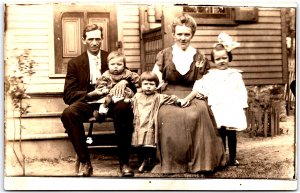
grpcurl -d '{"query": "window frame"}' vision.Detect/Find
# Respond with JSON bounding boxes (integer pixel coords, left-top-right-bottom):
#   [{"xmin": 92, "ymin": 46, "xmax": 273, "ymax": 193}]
[
  {"xmin": 183, "ymin": 6, "xmax": 237, "ymax": 25},
  {"xmin": 50, "ymin": 4, "xmax": 118, "ymax": 78}
]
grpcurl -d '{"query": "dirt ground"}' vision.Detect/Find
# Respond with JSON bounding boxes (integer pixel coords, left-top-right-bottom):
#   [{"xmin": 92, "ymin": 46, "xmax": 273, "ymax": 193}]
[{"xmin": 5, "ymin": 115, "xmax": 296, "ymax": 180}]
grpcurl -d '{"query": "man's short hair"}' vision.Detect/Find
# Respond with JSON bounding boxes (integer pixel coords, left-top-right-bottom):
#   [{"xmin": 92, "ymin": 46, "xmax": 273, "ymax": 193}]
[{"xmin": 82, "ymin": 24, "xmax": 103, "ymax": 40}]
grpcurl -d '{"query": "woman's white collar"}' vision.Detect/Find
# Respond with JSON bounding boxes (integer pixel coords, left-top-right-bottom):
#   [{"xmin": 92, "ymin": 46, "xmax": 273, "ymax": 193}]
[{"xmin": 172, "ymin": 44, "xmax": 196, "ymax": 75}]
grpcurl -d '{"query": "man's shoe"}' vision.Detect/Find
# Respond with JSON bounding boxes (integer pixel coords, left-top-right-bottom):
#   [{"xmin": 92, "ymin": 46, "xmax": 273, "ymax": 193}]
[
  {"xmin": 228, "ymin": 160, "xmax": 240, "ymax": 166},
  {"xmin": 78, "ymin": 162, "xmax": 93, "ymax": 177},
  {"xmin": 120, "ymin": 164, "xmax": 134, "ymax": 177}
]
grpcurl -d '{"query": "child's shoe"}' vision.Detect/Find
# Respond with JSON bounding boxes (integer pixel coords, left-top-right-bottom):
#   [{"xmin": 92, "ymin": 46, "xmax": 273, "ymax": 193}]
[
  {"xmin": 99, "ymin": 104, "xmax": 109, "ymax": 115},
  {"xmin": 138, "ymin": 160, "xmax": 148, "ymax": 173},
  {"xmin": 93, "ymin": 110, "xmax": 100, "ymax": 120},
  {"xmin": 228, "ymin": 159, "xmax": 239, "ymax": 166}
]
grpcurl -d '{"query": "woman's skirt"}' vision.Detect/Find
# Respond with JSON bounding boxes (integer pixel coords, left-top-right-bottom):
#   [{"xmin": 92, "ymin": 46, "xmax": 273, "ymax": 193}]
[{"xmin": 152, "ymin": 86, "xmax": 226, "ymax": 174}]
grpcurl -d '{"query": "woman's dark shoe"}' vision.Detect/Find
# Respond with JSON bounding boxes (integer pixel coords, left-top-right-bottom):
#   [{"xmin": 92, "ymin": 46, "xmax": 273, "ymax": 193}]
[
  {"xmin": 228, "ymin": 160, "xmax": 240, "ymax": 166},
  {"xmin": 78, "ymin": 162, "xmax": 93, "ymax": 177},
  {"xmin": 120, "ymin": 164, "xmax": 134, "ymax": 177}
]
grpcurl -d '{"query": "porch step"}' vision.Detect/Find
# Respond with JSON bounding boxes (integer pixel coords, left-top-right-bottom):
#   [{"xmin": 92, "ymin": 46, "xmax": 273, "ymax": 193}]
[
  {"xmin": 6, "ymin": 112, "xmax": 114, "ymax": 138},
  {"xmin": 6, "ymin": 130, "xmax": 115, "ymax": 141}
]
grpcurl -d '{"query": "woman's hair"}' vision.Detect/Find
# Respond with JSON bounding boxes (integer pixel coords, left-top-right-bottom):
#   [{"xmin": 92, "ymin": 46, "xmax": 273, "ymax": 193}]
[
  {"xmin": 210, "ymin": 43, "xmax": 233, "ymax": 63},
  {"xmin": 140, "ymin": 71, "xmax": 159, "ymax": 87},
  {"xmin": 107, "ymin": 50, "xmax": 126, "ymax": 67},
  {"xmin": 171, "ymin": 14, "xmax": 197, "ymax": 37},
  {"xmin": 82, "ymin": 24, "xmax": 104, "ymax": 40}
]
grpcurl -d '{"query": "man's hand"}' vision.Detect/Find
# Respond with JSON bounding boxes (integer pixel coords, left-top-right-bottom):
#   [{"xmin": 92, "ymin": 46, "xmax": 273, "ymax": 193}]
[
  {"xmin": 86, "ymin": 90, "xmax": 103, "ymax": 100},
  {"xmin": 112, "ymin": 80, "xmax": 128, "ymax": 97},
  {"xmin": 102, "ymin": 88, "xmax": 109, "ymax": 94}
]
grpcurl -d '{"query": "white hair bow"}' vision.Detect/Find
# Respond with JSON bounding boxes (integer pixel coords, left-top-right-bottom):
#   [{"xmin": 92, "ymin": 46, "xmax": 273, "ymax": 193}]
[{"xmin": 215, "ymin": 32, "xmax": 240, "ymax": 52}]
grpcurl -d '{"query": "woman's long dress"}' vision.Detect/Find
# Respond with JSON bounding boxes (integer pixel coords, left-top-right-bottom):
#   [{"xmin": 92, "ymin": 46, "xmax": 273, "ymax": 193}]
[{"xmin": 151, "ymin": 47, "xmax": 226, "ymax": 173}]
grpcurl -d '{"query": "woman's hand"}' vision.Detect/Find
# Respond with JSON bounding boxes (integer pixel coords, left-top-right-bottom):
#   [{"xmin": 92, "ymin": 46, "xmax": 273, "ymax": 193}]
[
  {"xmin": 176, "ymin": 98, "xmax": 190, "ymax": 108},
  {"xmin": 112, "ymin": 80, "xmax": 128, "ymax": 97}
]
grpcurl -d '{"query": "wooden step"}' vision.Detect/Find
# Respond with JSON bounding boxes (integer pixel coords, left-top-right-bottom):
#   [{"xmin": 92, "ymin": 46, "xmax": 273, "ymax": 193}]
[
  {"xmin": 5, "ymin": 94, "xmax": 67, "ymax": 117},
  {"xmin": 6, "ymin": 112, "xmax": 115, "ymax": 138},
  {"xmin": 6, "ymin": 130, "xmax": 116, "ymax": 141}
]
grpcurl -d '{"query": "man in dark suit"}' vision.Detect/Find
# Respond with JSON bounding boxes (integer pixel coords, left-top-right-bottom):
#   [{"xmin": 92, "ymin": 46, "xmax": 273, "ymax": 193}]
[{"xmin": 61, "ymin": 24, "xmax": 134, "ymax": 177}]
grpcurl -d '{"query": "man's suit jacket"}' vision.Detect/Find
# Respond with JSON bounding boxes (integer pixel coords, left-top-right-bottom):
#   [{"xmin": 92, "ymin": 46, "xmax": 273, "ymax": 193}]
[{"xmin": 63, "ymin": 50, "xmax": 109, "ymax": 105}]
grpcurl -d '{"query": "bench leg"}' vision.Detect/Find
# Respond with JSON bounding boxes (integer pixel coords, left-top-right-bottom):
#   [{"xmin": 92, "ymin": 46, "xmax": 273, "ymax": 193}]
[{"xmin": 86, "ymin": 122, "xmax": 94, "ymax": 145}]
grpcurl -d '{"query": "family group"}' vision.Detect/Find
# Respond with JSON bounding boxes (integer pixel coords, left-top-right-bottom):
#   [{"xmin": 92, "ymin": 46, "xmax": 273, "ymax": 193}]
[{"xmin": 61, "ymin": 14, "xmax": 248, "ymax": 177}]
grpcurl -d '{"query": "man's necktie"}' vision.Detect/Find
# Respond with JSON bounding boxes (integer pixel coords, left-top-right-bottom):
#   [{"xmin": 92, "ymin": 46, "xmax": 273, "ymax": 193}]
[
  {"xmin": 93, "ymin": 56, "xmax": 101, "ymax": 84},
  {"xmin": 95, "ymin": 56, "xmax": 101, "ymax": 71}
]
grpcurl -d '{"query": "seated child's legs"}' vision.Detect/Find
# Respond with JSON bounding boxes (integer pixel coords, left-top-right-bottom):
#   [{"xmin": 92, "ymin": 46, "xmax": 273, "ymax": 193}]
[
  {"xmin": 93, "ymin": 95, "xmax": 112, "ymax": 118},
  {"xmin": 98, "ymin": 95, "xmax": 111, "ymax": 114},
  {"xmin": 123, "ymin": 87, "xmax": 135, "ymax": 103}
]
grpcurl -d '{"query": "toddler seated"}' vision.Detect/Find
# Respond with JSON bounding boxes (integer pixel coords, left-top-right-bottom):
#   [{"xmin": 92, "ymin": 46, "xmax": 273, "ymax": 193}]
[{"xmin": 92, "ymin": 50, "xmax": 140, "ymax": 118}]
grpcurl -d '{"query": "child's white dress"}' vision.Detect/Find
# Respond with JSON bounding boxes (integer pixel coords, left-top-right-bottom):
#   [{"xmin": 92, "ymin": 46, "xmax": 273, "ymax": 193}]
[{"xmin": 193, "ymin": 68, "xmax": 248, "ymax": 130}]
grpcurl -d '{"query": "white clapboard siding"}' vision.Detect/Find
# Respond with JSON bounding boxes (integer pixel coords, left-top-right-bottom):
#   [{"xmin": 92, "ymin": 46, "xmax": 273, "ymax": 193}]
[
  {"xmin": 195, "ymin": 29, "xmax": 282, "ymax": 36},
  {"xmin": 5, "ymin": 4, "xmax": 58, "ymax": 94},
  {"xmin": 123, "ymin": 29, "xmax": 140, "ymax": 36},
  {"xmin": 192, "ymin": 8, "xmax": 285, "ymax": 85},
  {"xmin": 118, "ymin": 5, "xmax": 141, "ymax": 70},
  {"xmin": 200, "ymin": 48, "xmax": 282, "ymax": 55}
]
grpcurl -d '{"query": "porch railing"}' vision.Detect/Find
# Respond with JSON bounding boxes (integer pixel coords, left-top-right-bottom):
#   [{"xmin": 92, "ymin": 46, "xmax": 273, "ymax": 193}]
[{"xmin": 141, "ymin": 27, "xmax": 163, "ymax": 72}]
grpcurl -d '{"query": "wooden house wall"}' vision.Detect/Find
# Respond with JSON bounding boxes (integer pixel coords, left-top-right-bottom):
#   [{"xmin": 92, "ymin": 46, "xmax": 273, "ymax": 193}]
[{"xmin": 5, "ymin": 4, "xmax": 64, "ymax": 94}]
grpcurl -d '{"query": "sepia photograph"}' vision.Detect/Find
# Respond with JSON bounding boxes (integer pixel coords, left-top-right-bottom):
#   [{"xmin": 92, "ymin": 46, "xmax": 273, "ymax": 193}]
[{"xmin": 3, "ymin": 1, "xmax": 297, "ymax": 190}]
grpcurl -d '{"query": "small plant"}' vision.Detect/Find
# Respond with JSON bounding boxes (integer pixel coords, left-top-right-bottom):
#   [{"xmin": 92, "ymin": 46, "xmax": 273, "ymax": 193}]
[
  {"xmin": 246, "ymin": 85, "xmax": 286, "ymax": 137},
  {"xmin": 6, "ymin": 49, "xmax": 36, "ymax": 176}
]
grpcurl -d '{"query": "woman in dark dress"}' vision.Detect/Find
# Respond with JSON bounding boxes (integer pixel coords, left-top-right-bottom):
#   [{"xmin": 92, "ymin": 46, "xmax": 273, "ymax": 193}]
[{"xmin": 151, "ymin": 14, "xmax": 226, "ymax": 174}]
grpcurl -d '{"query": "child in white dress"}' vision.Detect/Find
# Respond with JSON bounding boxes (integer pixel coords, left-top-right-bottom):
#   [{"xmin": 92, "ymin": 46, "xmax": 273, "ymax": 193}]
[
  {"xmin": 131, "ymin": 71, "xmax": 179, "ymax": 172},
  {"xmin": 181, "ymin": 34, "xmax": 248, "ymax": 166}
]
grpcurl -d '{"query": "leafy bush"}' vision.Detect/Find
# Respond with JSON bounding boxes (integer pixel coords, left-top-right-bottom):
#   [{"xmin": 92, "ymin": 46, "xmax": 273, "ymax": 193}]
[{"xmin": 5, "ymin": 49, "xmax": 36, "ymax": 175}]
